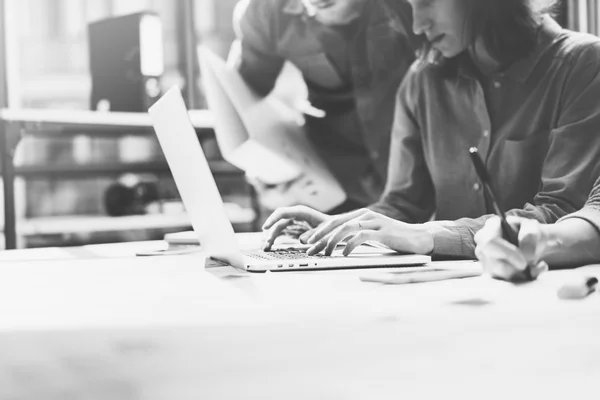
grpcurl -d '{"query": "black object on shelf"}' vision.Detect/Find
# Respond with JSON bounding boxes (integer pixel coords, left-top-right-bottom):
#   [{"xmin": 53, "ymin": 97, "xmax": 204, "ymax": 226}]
[
  {"xmin": 104, "ymin": 176, "xmax": 160, "ymax": 216},
  {"xmin": 88, "ymin": 12, "xmax": 164, "ymax": 112}
]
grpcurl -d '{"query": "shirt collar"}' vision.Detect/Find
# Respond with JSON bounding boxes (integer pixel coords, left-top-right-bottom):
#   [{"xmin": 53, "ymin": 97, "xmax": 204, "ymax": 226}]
[
  {"xmin": 503, "ymin": 16, "xmax": 563, "ymax": 83},
  {"xmin": 457, "ymin": 15, "xmax": 564, "ymax": 83}
]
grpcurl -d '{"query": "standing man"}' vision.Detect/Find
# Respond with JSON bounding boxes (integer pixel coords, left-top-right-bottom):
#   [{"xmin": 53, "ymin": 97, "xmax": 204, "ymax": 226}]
[{"xmin": 229, "ymin": 0, "xmax": 420, "ymax": 213}]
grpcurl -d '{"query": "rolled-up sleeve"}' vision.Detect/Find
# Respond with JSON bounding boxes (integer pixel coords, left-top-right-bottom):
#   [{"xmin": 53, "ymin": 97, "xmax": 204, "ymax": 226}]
[
  {"xmin": 228, "ymin": 0, "xmax": 284, "ymax": 96},
  {"xmin": 368, "ymin": 67, "xmax": 436, "ymax": 223},
  {"xmin": 429, "ymin": 43, "xmax": 600, "ymax": 258}
]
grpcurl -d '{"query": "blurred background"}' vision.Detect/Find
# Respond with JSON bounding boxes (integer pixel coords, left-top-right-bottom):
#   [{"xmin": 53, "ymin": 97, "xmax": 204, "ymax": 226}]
[
  {"xmin": 0, "ymin": 0, "xmax": 595, "ymax": 249},
  {"xmin": 0, "ymin": 0, "xmax": 254, "ymax": 249}
]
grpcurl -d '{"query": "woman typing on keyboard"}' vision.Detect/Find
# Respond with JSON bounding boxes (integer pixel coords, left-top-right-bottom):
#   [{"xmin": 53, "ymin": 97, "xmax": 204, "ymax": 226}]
[{"xmin": 262, "ymin": 0, "xmax": 600, "ymax": 262}]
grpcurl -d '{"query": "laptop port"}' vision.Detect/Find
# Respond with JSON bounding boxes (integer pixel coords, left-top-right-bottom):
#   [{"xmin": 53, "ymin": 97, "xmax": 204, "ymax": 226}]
[
  {"xmin": 277, "ymin": 264, "xmax": 283, "ymax": 268},
  {"xmin": 299, "ymin": 263, "xmax": 309, "ymax": 267},
  {"xmin": 288, "ymin": 264, "xmax": 294, "ymax": 268}
]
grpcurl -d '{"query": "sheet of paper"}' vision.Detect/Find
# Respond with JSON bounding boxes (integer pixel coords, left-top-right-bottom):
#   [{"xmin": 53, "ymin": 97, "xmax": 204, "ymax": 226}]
[
  {"xmin": 198, "ymin": 46, "xmax": 346, "ymax": 210},
  {"xmin": 198, "ymin": 48, "xmax": 257, "ymax": 159},
  {"xmin": 227, "ymin": 140, "xmax": 302, "ymax": 184}
]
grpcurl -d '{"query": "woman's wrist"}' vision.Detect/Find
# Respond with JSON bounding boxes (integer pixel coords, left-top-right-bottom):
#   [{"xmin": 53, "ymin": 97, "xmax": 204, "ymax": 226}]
[
  {"xmin": 408, "ymin": 224, "xmax": 435, "ymax": 255},
  {"xmin": 539, "ymin": 223, "xmax": 562, "ymax": 260}
]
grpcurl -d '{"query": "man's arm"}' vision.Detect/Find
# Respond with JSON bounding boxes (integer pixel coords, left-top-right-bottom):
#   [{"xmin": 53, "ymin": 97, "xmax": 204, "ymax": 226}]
[
  {"xmin": 541, "ymin": 218, "xmax": 600, "ymax": 267},
  {"xmin": 228, "ymin": 0, "xmax": 285, "ymax": 96},
  {"xmin": 426, "ymin": 43, "xmax": 600, "ymax": 258},
  {"xmin": 368, "ymin": 68, "xmax": 437, "ymax": 223},
  {"xmin": 542, "ymin": 177, "xmax": 600, "ymax": 267}
]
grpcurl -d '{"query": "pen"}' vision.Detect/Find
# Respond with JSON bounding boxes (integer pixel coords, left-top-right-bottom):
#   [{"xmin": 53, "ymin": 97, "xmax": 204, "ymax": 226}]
[
  {"xmin": 469, "ymin": 147, "xmax": 533, "ymax": 280},
  {"xmin": 557, "ymin": 276, "xmax": 598, "ymax": 300}
]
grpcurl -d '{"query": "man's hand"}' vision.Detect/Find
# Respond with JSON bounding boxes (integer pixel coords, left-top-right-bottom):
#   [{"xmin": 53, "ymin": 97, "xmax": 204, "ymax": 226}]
[
  {"xmin": 474, "ymin": 216, "xmax": 549, "ymax": 282},
  {"xmin": 303, "ymin": 209, "xmax": 434, "ymax": 256}
]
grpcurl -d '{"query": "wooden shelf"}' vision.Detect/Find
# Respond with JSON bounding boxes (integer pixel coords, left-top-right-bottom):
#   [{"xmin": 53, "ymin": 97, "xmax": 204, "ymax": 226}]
[
  {"xmin": 1, "ymin": 107, "xmax": 261, "ymax": 250},
  {"xmin": 4, "ymin": 208, "xmax": 256, "ymax": 237},
  {"xmin": 0, "ymin": 108, "xmax": 214, "ymax": 137},
  {"xmin": 14, "ymin": 160, "xmax": 241, "ymax": 178}
]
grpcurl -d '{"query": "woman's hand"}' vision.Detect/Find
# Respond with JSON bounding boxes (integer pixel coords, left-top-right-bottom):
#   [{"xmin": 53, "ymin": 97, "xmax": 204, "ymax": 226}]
[
  {"xmin": 261, "ymin": 205, "xmax": 332, "ymax": 251},
  {"xmin": 474, "ymin": 216, "xmax": 549, "ymax": 282},
  {"xmin": 304, "ymin": 209, "xmax": 434, "ymax": 256}
]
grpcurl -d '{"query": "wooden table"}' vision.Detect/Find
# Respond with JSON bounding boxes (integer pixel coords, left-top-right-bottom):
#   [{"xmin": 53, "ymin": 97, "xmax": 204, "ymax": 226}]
[{"xmin": 0, "ymin": 237, "xmax": 598, "ymax": 399}]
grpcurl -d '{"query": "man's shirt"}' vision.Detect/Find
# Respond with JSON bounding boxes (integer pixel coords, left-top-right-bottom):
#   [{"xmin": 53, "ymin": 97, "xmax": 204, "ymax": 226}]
[
  {"xmin": 369, "ymin": 17, "xmax": 600, "ymax": 258},
  {"xmin": 231, "ymin": 0, "xmax": 419, "ymax": 206}
]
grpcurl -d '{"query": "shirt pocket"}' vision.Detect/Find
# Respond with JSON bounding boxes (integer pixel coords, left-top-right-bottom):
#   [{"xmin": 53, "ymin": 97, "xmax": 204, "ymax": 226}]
[
  {"xmin": 497, "ymin": 130, "xmax": 551, "ymax": 208},
  {"xmin": 293, "ymin": 52, "xmax": 344, "ymax": 90}
]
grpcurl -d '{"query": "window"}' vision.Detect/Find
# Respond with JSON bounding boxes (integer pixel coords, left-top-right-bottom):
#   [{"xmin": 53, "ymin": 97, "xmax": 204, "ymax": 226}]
[{"xmin": 567, "ymin": 0, "xmax": 600, "ymax": 35}]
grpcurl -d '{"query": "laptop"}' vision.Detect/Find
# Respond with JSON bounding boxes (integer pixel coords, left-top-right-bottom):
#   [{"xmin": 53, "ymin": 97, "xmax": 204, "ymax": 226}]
[{"xmin": 148, "ymin": 87, "xmax": 431, "ymax": 272}]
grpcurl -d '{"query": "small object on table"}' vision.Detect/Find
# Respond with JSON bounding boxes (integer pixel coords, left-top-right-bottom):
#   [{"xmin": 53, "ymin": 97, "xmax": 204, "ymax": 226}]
[
  {"xmin": 135, "ymin": 246, "xmax": 202, "ymax": 257},
  {"xmin": 360, "ymin": 268, "xmax": 481, "ymax": 285},
  {"xmin": 557, "ymin": 276, "xmax": 598, "ymax": 300}
]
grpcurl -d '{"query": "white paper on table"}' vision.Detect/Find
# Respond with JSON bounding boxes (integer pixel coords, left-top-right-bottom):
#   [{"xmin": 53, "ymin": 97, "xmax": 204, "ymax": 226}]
[{"xmin": 198, "ymin": 46, "xmax": 346, "ymax": 211}]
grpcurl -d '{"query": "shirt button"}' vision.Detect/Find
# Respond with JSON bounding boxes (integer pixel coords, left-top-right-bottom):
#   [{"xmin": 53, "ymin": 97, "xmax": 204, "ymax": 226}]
[
  {"xmin": 493, "ymin": 81, "xmax": 501, "ymax": 88},
  {"xmin": 483, "ymin": 130, "xmax": 490, "ymax": 137},
  {"xmin": 370, "ymin": 150, "xmax": 379, "ymax": 159},
  {"xmin": 473, "ymin": 182, "xmax": 481, "ymax": 191}
]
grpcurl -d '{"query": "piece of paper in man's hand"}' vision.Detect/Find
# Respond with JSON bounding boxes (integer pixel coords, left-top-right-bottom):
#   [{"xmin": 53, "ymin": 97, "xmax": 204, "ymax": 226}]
[
  {"xmin": 228, "ymin": 140, "xmax": 302, "ymax": 185},
  {"xmin": 198, "ymin": 46, "xmax": 346, "ymax": 211}
]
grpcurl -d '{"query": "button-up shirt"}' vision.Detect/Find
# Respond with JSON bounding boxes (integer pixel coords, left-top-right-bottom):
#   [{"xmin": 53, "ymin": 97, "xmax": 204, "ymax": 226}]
[
  {"xmin": 232, "ymin": 0, "xmax": 420, "ymax": 206},
  {"xmin": 369, "ymin": 17, "xmax": 600, "ymax": 258}
]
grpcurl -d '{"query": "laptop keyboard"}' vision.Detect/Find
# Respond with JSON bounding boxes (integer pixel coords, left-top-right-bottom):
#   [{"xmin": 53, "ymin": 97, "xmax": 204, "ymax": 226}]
[{"xmin": 244, "ymin": 249, "xmax": 325, "ymax": 261}]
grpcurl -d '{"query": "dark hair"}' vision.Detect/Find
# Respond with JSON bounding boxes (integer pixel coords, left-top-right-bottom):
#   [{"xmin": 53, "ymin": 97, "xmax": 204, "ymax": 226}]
[{"xmin": 418, "ymin": 0, "xmax": 562, "ymax": 68}]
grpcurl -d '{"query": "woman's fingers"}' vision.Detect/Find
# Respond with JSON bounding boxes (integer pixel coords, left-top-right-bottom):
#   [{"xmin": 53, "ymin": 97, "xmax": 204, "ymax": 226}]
[
  {"xmin": 343, "ymin": 231, "xmax": 378, "ymax": 256},
  {"xmin": 263, "ymin": 218, "xmax": 293, "ymax": 251},
  {"xmin": 476, "ymin": 236, "xmax": 528, "ymax": 273},
  {"xmin": 474, "ymin": 216, "xmax": 502, "ymax": 246},
  {"xmin": 517, "ymin": 218, "xmax": 545, "ymax": 264},
  {"xmin": 488, "ymin": 259, "xmax": 523, "ymax": 281},
  {"xmin": 299, "ymin": 228, "xmax": 317, "ymax": 243},
  {"xmin": 476, "ymin": 216, "xmax": 548, "ymax": 283},
  {"xmin": 531, "ymin": 260, "xmax": 549, "ymax": 279},
  {"xmin": 306, "ymin": 208, "xmax": 369, "ymax": 244},
  {"xmin": 322, "ymin": 219, "xmax": 379, "ymax": 256},
  {"xmin": 262, "ymin": 205, "xmax": 325, "ymax": 230},
  {"xmin": 505, "ymin": 215, "xmax": 525, "ymax": 231}
]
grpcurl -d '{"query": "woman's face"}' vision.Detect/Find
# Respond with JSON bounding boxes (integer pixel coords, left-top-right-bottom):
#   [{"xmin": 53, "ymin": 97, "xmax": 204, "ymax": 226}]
[
  {"xmin": 407, "ymin": 0, "xmax": 470, "ymax": 58},
  {"xmin": 302, "ymin": 0, "xmax": 369, "ymax": 26}
]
